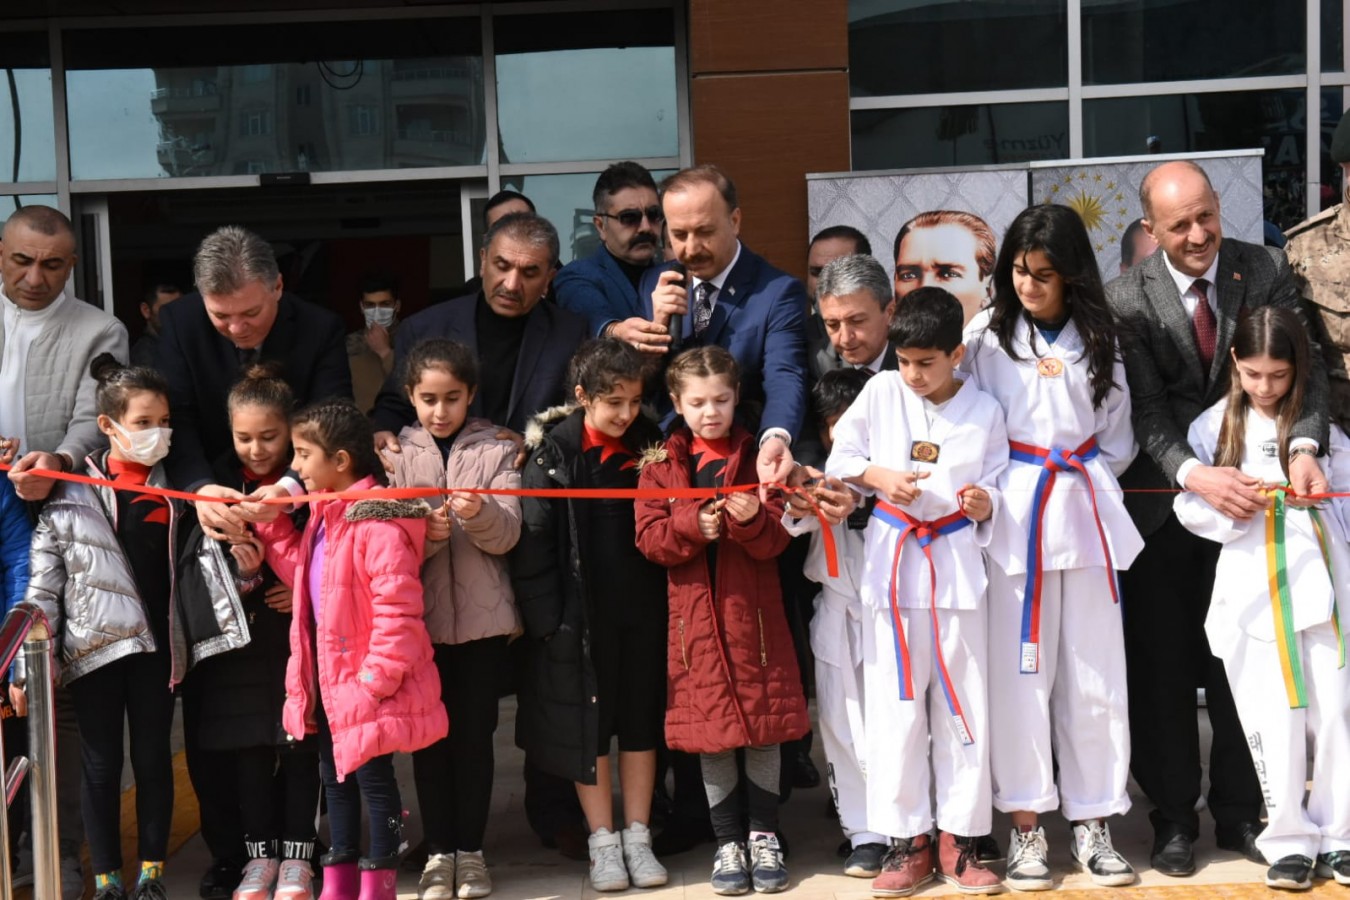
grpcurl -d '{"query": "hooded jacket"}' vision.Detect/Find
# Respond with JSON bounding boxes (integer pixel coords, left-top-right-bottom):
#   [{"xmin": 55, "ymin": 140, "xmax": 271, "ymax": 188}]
[
  {"xmin": 24, "ymin": 449, "xmax": 250, "ymax": 687},
  {"xmin": 257, "ymin": 475, "xmax": 447, "ymax": 780},
  {"xmin": 384, "ymin": 418, "xmax": 521, "ymax": 645},
  {"xmin": 635, "ymin": 425, "xmax": 809, "ymax": 754}
]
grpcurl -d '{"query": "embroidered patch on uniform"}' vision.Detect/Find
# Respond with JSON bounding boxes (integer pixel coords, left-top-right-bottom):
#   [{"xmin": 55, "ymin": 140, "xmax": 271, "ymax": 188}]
[
  {"xmin": 1261, "ymin": 440, "xmax": 1279, "ymax": 458},
  {"xmin": 1036, "ymin": 358, "xmax": 1064, "ymax": 377},
  {"xmin": 910, "ymin": 441, "xmax": 941, "ymax": 463}
]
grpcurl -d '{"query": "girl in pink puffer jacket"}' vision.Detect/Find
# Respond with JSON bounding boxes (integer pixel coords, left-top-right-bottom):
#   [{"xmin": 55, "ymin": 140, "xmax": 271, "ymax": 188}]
[{"xmin": 257, "ymin": 398, "xmax": 447, "ymax": 900}]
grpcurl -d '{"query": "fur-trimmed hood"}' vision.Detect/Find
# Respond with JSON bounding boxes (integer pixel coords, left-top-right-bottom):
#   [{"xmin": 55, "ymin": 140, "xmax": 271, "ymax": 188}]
[
  {"xmin": 637, "ymin": 443, "xmax": 668, "ymax": 470},
  {"xmin": 524, "ymin": 403, "xmax": 578, "ymax": 449},
  {"xmin": 345, "ymin": 497, "xmax": 432, "ymax": 522}
]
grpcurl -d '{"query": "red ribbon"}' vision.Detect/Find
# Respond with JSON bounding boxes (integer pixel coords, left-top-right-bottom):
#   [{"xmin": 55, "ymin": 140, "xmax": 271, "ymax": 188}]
[{"xmin": 0, "ymin": 462, "xmax": 840, "ymax": 577}]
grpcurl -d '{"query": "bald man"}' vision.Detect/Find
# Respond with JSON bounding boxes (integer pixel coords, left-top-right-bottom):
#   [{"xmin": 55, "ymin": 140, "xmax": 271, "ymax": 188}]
[{"xmin": 1106, "ymin": 160, "xmax": 1328, "ymax": 876}]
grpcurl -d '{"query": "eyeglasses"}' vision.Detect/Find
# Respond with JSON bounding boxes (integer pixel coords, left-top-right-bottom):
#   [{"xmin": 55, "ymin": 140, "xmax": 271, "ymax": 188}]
[{"xmin": 597, "ymin": 205, "xmax": 664, "ymax": 228}]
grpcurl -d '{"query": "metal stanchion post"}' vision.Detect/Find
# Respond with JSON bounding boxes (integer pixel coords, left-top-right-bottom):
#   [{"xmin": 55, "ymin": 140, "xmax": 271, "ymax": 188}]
[{"xmin": 24, "ymin": 626, "xmax": 59, "ymax": 900}]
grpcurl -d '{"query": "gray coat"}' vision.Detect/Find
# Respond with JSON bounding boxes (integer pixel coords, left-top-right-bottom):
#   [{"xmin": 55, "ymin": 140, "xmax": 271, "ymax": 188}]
[
  {"xmin": 24, "ymin": 452, "xmax": 250, "ymax": 686},
  {"xmin": 1106, "ymin": 239, "xmax": 1330, "ymax": 535},
  {"xmin": 0, "ymin": 293, "xmax": 128, "ymax": 460}
]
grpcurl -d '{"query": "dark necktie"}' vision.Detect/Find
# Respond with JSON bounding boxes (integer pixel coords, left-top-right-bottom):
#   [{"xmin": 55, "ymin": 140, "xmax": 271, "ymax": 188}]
[
  {"xmin": 693, "ymin": 282, "xmax": 714, "ymax": 337},
  {"xmin": 1190, "ymin": 278, "xmax": 1216, "ymax": 370},
  {"xmin": 236, "ymin": 346, "xmax": 260, "ymax": 368}
]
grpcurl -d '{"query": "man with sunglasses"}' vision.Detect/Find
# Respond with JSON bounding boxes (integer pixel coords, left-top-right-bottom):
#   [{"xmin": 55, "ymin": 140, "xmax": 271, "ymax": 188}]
[{"xmin": 555, "ymin": 161, "xmax": 670, "ymax": 350}]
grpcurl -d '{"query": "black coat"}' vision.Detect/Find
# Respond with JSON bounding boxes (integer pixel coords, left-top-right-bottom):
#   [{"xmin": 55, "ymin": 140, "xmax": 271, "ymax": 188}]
[
  {"xmin": 371, "ymin": 293, "xmax": 588, "ymax": 436},
  {"xmin": 509, "ymin": 408, "xmax": 665, "ymax": 784},
  {"xmin": 184, "ymin": 457, "xmax": 311, "ymax": 752},
  {"xmin": 156, "ymin": 291, "xmax": 351, "ymax": 491}
]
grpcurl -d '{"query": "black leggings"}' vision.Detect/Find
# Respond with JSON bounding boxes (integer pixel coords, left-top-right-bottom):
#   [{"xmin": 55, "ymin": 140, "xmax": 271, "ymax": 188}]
[
  {"xmin": 413, "ymin": 637, "xmax": 508, "ymax": 854},
  {"xmin": 238, "ymin": 747, "xmax": 321, "ymax": 860},
  {"xmin": 70, "ymin": 652, "xmax": 177, "ymax": 875}
]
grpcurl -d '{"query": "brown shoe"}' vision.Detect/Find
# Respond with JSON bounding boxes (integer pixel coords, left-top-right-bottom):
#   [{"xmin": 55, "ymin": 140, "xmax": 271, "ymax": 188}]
[
  {"xmin": 937, "ymin": 831, "xmax": 1004, "ymax": 894},
  {"xmin": 871, "ymin": 835, "xmax": 935, "ymax": 898}
]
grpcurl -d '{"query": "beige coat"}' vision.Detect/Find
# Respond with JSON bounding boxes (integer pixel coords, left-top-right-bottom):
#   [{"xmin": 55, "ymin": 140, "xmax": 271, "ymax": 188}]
[{"xmin": 385, "ymin": 419, "xmax": 522, "ymax": 644}]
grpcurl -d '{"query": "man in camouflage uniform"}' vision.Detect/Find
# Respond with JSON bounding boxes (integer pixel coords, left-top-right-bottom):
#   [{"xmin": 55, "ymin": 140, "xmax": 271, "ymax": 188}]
[{"xmin": 1288, "ymin": 108, "xmax": 1350, "ymax": 433}]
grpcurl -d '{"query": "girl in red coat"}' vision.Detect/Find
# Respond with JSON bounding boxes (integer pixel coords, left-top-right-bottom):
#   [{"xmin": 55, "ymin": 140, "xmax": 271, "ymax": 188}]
[{"xmin": 636, "ymin": 346, "xmax": 808, "ymax": 896}]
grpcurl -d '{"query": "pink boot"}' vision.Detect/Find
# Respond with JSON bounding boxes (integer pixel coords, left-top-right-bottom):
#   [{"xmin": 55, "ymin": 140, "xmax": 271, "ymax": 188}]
[
  {"xmin": 356, "ymin": 864, "xmax": 398, "ymax": 900},
  {"xmin": 317, "ymin": 859, "xmax": 360, "ymax": 900}
]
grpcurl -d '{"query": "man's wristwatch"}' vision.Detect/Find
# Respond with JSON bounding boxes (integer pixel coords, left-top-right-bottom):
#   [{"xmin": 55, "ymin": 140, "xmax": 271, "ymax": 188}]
[{"xmin": 1289, "ymin": 446, "xmax": 1318, "ymax": 462}]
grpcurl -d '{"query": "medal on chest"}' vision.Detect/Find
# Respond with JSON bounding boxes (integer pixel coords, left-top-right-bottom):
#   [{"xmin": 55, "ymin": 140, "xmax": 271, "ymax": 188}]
[
  {"xmin": 910, "ymin": 440, "xmax": 941, "ymax": 463},
  {"xmin": 1036, "ymin": 357, "xmax": 1064, "ymax": 378}
]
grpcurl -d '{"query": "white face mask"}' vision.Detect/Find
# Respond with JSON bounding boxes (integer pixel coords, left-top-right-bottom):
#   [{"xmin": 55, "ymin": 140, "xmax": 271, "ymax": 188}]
[
  {"xmin": 110, "ymin": 420, "xmax": 172, "ymax": 467},
  {"xmin": 363, "ymin": 306, "xmax": 396, "ymax": 329}
]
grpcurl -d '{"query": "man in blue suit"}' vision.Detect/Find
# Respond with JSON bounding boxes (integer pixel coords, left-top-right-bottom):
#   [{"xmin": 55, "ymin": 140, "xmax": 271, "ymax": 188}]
[
  {"xmin": 555, "ymin": 162, "xmax": 670, "ymax": 348},
  {"xmin": 641, "ymin": 165, "xmax": 808, "ymax": 469}
]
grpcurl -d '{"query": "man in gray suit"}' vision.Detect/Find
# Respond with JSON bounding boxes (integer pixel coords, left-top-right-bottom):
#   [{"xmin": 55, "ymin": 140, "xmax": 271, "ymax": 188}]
[{"xmin": 1107, "ymin": 160, "xmax": 1330, "ymax": 876}]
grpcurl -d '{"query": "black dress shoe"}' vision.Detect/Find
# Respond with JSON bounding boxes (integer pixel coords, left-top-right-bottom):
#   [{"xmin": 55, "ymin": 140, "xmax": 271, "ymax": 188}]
[
  {"xmin": 1216, "ymin": 821, "xmax": 1265, "ymax": 865},
  {"xmin": 974, "ymin": 832, "xmax": 1003, "ymax": 864},
  {"xmin": 1150, "ymin": 831, "xmax": 1196, "ymax": 876}
]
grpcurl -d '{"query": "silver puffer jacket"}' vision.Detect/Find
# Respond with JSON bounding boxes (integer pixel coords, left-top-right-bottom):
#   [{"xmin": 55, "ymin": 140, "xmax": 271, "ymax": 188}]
[{"xmin": 24, "ymin": 451, "xmax": 251, "ymax": 687}]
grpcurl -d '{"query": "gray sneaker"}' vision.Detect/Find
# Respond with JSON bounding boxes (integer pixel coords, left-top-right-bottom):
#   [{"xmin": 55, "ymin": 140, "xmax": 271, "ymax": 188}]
[
  {"xmin": 622, "ymin": 822, "xmax": 669, "ymax": 888},
  {"xmin": 1006, "ymin": 827, "xmax": 1053, "ymax": 892},
  {"xmin": 1070, "ymin": 821, "xmax": 1135, "ymax": 887},
  {"xmin": 588, "ymin": 828, "xmax": 630, "ymax": 892},
  {"xmin": 455, "ymin": 850, "xmax": 492, "ymax": 899},
  {"xmin": 61, "ymin": 854, "xmax": 84, "ymax": 900},
  {"xmin": 418, "ymin": 852, "xmax": 456, "ymax": 900}
]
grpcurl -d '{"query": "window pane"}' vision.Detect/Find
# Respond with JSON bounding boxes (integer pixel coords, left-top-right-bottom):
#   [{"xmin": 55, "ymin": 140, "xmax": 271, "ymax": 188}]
[
  {"xmin": 851, "ymin": 102, "xmax": 1069, "ymax": 170},
  {"xmin": 1318, "ymin": 88, "xmax": 1347, "ymax": 212},
  {"xmin": 0, "ymin": 36, "xmax": 56, "ymax": 182},
  {"xmin": 495, "ymin": 10, "xmax": 677, "ymax": 163},
  {"xmin": 502, "ymin": 169, "xmax": 674, "ymax": 266},
  {"xmin": 1083, "ymin": 0, "xmax": 1304, "ymax": 85},
  {"xmin": 63, "ymin": 21, "xmax": 485, "ymax": 180},
  {"xmin": 848, "ymin": 0, "xmax": 1067, "ymax": 96},
  {"xmin": 0, "ymin": 194, "xmax": 61, "ymax": 226},
  {"xmin": 1083, "ymin": 90, "xmax": 1307, "ymax": 230},
  {"xmin": 1325, "ymin": 0, "xmax": 1344, "ymax": 72}
]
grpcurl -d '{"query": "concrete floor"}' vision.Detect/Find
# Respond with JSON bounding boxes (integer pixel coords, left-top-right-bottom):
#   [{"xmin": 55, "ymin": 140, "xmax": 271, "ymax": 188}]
[{"xmin": 152, "ymin": 698, "xmax": 1273, "ymax": 900}]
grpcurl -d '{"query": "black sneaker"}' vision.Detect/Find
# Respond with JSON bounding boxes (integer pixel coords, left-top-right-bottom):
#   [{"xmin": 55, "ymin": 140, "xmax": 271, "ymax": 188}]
[
  {"xmin": 1318, "ymin": 851, "xmax": 1350, "ymax": 885},
  {"xmin": 1266, "ymin": 855, "xmax": 1314, "ymax": 891},
  {"xmin": 845, "ymin": 842, "xmax": 888, "ymax": 878},
  {"xmin": 711, "ymin": 841, "xmax": 751, "ymax": 895},
  {"xmin": 748, "ymin": 833, "xmax": 789, "ymax": 893},
  {"xmin": 131, "ymin": 879, "xmax": 170, "ymax": 900},
  {"xmin": 93, "ymin": 886, "xmax": 127, "ymax": 900}
]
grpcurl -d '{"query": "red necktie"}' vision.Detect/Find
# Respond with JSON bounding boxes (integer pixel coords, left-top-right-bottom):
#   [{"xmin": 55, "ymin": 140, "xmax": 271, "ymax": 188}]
[{"xmin": 1191, "ymin": 278, "xmax": 1216, "ymax": 370}]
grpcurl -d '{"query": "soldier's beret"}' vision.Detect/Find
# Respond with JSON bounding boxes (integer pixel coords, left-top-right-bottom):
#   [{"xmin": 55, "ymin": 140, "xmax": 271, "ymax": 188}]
[{"xmin": 1334, "ymin": 108, "xmax": 1350, "ymax": 163}]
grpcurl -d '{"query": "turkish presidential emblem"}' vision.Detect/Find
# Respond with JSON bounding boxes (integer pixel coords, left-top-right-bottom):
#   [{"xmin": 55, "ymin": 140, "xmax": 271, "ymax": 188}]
[
  {"xmin": 1036, "ymin": 358, "xmax": 1064, "ymax": 378},
  {"xmin": 910, "ymin": 441, "xmax": 941, "ymax": 463}
]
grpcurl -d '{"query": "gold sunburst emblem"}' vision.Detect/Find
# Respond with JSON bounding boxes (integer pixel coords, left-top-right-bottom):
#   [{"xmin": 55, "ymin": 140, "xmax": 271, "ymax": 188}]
[{"xmin": 1067, "ymin": 188, "xmax": 1107, "ymax": 232}]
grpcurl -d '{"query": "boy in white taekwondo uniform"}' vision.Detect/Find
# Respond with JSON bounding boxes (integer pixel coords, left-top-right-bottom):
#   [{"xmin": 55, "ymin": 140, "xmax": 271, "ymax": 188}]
[
  {"xmin": 827, "ymin": 287, "xmax": 1009, "ymax": 897},
  {"xmin": 1175, "ymin": 394, "xmax": 1350, "ymax": 890},
  {"xmin": 782, "ymin": 368, "xmax": 889, "ymax": 879},
  {"xmin": 962, "ymin": 298, "xmax": 1143, "ymax": 890}
]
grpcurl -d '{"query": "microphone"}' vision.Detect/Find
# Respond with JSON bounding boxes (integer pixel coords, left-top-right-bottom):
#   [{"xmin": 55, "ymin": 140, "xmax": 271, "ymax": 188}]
[{"xmin": 667, "ymin": 262, "xmax": 687, "ymax": 351}]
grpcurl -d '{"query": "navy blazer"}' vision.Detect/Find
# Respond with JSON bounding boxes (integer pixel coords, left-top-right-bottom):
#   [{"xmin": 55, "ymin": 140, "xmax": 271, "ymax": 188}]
[
  {"xmin": 372, "ymin": 292, "xmax": 588, "ymax": 435},
  {"xmin": 157, "ymin": 291, "xmax": 351, "ymax": 491},
  {"xmin": 553, "ymin": 248, "xmax": 652, "ymax": 338},
  {"xmin": 639, "ymin": 246, "xmax": 809, "ymax": 440}
]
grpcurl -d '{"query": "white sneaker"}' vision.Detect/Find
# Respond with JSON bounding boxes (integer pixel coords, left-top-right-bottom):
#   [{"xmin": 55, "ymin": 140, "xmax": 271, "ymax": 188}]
[
  {"xmin": 274, "ymin": 859, "xmax": 316, "ymax": 900},
  {"xmin": 233, "ymin": 858, "xmax": 279, "ymax": 900},
  {"xmin": 1070, "ymin": 821, "xmax": 1135, "ymax": 887},
  {"xmin": 419, "ymin": 852, "xmax": 457, "ymax": 900},
  {"xmin": 588, "ymin": 828, "xmax": 630, "ymax": 892},
  {"xmin": 456, "ymin": 850, "xmax": 493, "ymax": 898},
  {"xmin": 1006, "ymin": 827, "xmax": 1053, "ymax": 892},
  {"xmin": 622, "ymin": 822, "xmax": 669, "ymax": 888}
]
